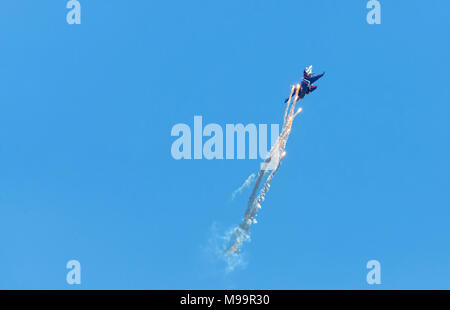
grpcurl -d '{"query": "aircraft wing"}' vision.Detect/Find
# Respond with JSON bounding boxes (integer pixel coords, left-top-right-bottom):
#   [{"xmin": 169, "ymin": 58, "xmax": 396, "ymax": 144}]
[{"xmin": 306, "ymin": 72, "xmax": 325, "ymax": 84}]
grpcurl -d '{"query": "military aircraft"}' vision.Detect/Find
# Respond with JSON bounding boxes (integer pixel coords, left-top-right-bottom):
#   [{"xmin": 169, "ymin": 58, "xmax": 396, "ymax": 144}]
[{"xmin": 285, "ymin": 65, "xmax": 325, "ymax": 102}]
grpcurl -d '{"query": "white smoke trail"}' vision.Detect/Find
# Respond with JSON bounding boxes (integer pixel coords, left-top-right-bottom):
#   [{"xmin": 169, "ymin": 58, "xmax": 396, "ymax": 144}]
[
  {"xmin": 223, "ymin": 85, "xmax": 304, "ymax": 259},
  {"xmin": 231, "ymin": 173, "xmax": 256, "ymax": 200},
  {"xmin": 206, "ymin": 223, "xmax": 248, "ymax": 273}
]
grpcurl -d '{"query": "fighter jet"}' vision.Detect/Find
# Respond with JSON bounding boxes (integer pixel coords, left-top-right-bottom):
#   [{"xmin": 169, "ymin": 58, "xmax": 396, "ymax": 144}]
[{"xmin": 285, "ymin": 65, "xmax": 325, "ymax": 102}]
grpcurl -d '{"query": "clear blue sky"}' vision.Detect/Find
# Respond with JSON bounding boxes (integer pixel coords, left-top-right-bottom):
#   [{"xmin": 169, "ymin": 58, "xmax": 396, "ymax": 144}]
[{"xmin": 1, "ymin": 1, "xmax": 449, "ymax": 289}]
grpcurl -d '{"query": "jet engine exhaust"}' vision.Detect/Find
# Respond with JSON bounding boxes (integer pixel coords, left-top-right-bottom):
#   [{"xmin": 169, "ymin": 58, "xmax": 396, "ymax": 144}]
[{"xmin": 224, "ymin": 84, "xmax": 304, "ymax": 257}]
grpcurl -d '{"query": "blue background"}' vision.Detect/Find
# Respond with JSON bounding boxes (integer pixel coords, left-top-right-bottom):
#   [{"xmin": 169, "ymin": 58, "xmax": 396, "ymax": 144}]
[{"xmin": 0, "ymin": 1, "xmax": 449, "ymax": 289}]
